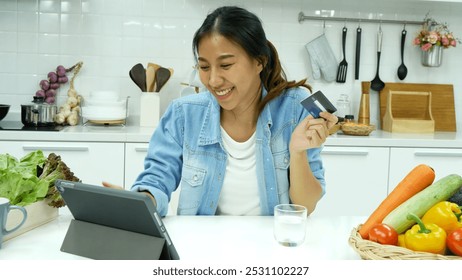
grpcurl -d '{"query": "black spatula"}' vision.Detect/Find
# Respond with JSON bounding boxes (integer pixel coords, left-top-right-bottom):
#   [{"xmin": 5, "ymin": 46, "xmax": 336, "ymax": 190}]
[{"xmin": 336, "ymin": 27, "xmax": 348, "ymax": 83}]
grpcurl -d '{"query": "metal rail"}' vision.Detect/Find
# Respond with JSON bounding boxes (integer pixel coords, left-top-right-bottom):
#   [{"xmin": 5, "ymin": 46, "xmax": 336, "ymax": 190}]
[{"xmin": 298, "ymin": 12, "xmax": 424, "ymax": 26}]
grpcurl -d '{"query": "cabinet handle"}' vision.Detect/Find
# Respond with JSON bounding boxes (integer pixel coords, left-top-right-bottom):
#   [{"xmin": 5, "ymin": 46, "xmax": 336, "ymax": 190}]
[
  {"xmin": 22, "ymin": 145, "xmax": 89, "ymax": 152},
  {"xmin": 134, "ymin": 147, "xmax": 148, "ymax": 152},
  {"xmin": 414, "ymin": 151, "xmax": 462, "ymax": 158},
  {"xmin": 321, "ymin": 150, "xmax": 369, "ymax": 156}
]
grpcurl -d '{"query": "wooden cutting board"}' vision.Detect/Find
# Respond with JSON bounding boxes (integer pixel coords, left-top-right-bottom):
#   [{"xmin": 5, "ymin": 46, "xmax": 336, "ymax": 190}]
[{"xmin": 377, "ymin": 82, "xmax": 456, "ymax": 131}]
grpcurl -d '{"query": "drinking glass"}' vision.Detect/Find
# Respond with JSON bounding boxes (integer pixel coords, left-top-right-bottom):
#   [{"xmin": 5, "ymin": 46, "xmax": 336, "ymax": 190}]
[{"xmin": 273, "ymin": 204, "xmax": 307, "ymax": 247}]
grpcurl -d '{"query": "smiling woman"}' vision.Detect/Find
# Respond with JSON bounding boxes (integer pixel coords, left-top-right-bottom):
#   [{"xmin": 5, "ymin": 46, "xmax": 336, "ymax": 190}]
[{"xmin": 126, "ymin": 6, "xmax": 338, "ymax": 217}]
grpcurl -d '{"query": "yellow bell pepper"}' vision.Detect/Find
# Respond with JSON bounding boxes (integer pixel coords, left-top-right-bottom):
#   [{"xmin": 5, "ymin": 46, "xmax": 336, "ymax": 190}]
[
  {"xmin": 404, "ymin": 213, "xmax": 447, "ymax": 255},
  {"xmin": 422, "ymin": 201, "xmax": 462, "ymax": 233},
  {"xmin": 397, "ymin": 234, "xmax": 407, "ymax": 248}
]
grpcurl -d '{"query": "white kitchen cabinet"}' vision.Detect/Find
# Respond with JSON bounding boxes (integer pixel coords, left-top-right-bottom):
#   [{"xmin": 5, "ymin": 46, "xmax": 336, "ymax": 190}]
[
  {"xmin": 389, "ymin": 147, "xmax": 462, "ymax": 193},
  {"xmin": 1, "ymin": 141, "xmax": 124, "ymax": 186},
  {"xmin": 124, "ymin": 142, "xmax": 179, "ymax": 215},
  {"xmin": 124, "ymin": 143, "xmax": 149, "ymax": 189},
  {"xmin": 313, "ymin": 146, "xmax": 389, "ymax": 217}
]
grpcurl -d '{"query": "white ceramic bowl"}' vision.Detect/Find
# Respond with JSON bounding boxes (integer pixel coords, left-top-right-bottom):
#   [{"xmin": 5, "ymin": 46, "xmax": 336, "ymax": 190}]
[
  {"xmin": 89, "ymin": 91, "xmax": 119, "ymax": 101},
  {"xmin": 85, "ymin": 98, "xmax": 126, "ymax": 108},
  {"xmin": 81, "ymin": 105, "xmax": 127, "ymax": 121}
]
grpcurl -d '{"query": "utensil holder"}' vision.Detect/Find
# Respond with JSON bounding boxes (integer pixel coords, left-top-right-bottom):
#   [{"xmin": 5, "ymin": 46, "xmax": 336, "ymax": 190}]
[
  {"xmin": 382, "ymin": 90, "xmax": 435, "ymax": 133},
  {"xmin": 140, "ymin": 92, "xmax": 160, "ymax": 127}
]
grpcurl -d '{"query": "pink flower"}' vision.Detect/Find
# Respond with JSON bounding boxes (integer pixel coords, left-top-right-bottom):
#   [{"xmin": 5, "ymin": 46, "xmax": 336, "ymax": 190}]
[
  {"xmin": 427, "ymin": 31, "xmax": 439, "ymax": 44},
  {"xmin": 415, "ymin": 17, "xmax": 460, "ymax": 51},
  {"xmin": 441, "ymin": 36, "xmax": 449, "ymax": 46},
  {"xmin": 421, "ymin": 43, "xmax": 433, "ymax": 51}
]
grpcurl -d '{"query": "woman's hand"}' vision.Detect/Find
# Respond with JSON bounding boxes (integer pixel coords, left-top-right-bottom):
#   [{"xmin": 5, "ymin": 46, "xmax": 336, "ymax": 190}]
[
  {"xmin": 103, "ymin": 181, "xmax": 158, "ymax": 206},
  {"xmin": 289, "ymin": 112, "xmax": 338, "ymax": 153},
  {"xmin": 319, "ymin": 111, "xmax": 338, "ymax": 130},
  {"xmin": 102, "ymin": 181, "xmax": 124, "ymax": 190}
]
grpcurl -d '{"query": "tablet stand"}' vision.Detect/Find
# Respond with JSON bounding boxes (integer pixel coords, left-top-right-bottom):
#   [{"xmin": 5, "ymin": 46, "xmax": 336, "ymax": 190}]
[{"xmin": 60, "ymin": 219, "xmax": 172, "ymax": 260}]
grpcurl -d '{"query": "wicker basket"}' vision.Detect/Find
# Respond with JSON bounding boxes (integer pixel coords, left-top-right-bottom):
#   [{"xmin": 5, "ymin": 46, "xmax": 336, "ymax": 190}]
[
  {"xmin": 349, "ymin": 225, "xmax": 462, "ymax": 260},
  {"xmin": 329, "ymin": 123, "xmax": 341, "ymax": 135},
  {"xmin": 341, "ymin": 123, "xmax": 375, "ymax": 136}
]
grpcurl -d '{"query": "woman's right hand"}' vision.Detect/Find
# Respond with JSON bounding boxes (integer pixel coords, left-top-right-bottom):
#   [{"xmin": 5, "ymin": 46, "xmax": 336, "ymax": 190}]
[
  {"xmin": 102, "ymin": 181, "xmax": 124, "ymax": 190},
  {"xmin": 103, "ymin": 181, "xmax": 157, "ymax": 206}
]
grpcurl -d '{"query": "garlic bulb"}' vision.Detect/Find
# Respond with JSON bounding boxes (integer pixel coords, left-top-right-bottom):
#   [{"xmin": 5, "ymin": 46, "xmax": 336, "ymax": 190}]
[{"xmin": 56, "ymin": 61, "xmax": 83, "ymax": 126}]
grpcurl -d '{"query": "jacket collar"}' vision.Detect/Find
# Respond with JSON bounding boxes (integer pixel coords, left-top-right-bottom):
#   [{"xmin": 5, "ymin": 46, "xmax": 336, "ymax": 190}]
[{"xmin": 198, "ymin": 86, "xmax": 273, "ymax": 146}]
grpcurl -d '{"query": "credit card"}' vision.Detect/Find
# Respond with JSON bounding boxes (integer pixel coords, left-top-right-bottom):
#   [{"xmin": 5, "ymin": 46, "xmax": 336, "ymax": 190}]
[{"xmin": 300, "ymin": 90, "xmax": 337, "ymax": 118}]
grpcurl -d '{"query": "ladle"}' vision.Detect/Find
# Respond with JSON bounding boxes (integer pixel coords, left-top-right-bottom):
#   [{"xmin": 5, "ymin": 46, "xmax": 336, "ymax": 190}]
[
  {"xmin": 397, "ymin": 28, "xmax": 408, "ymax": 80},
  {"xmin": 370, "ymin": 27, "xmax": 385, "ymax": 92}
]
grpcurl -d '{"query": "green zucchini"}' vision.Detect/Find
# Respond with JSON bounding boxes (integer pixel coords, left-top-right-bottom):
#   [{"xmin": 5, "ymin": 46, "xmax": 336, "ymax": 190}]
[{"xmin": 382, "ymin": 174, "xmax": 462, "ymax": 234}]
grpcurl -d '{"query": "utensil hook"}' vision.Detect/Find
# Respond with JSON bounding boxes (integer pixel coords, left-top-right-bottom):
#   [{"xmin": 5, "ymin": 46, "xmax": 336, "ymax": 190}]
[
  {"xmin": 403, "ymin": 22, "xmax": 407, "ymax": 31},
  {"xmin": 322, "ymin": 20, "xmax": 326, "ymax": 34}
]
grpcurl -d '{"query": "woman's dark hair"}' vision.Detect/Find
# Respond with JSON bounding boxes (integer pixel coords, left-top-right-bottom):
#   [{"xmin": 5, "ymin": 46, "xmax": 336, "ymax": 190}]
[{"xmin": 192, "ymin": 6, "xmax": 311, "ymax": 115}]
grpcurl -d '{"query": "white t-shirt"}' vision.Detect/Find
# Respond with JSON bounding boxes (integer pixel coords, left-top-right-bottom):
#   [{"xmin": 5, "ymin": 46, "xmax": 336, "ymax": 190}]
[{"xmin": 216, "ymin": 127, "xmax": 261, "ymax": 215}]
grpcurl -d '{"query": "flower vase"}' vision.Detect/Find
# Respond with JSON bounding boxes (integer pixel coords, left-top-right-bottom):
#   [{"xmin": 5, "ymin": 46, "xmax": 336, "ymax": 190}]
[{"xmin": 421, "ymin": 45, "xmax": 443, "ymax": 67}]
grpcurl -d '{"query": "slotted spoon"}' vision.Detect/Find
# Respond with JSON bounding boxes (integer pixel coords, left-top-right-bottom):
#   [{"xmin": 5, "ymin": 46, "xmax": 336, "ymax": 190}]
[{"xmin": 336, "ymin": 27, "xmax": 348, "ymax": 83}]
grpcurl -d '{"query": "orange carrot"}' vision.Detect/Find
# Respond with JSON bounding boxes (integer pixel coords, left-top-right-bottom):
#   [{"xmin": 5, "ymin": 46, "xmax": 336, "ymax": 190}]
[{"xmin": 358, "ymin": 164, "xmax": 435, "ymax": 239}]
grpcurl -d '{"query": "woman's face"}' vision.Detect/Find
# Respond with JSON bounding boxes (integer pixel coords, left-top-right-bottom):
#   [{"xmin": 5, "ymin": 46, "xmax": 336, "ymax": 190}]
[{"xmin": 197, "ymin": 33, "xmax": 263, "ymax": 113}]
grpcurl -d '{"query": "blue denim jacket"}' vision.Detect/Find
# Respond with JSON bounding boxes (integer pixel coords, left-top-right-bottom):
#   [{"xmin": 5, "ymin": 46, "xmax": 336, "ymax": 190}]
[{"xmin": 131, "ymin": 87, "xmax": 326, "ymax": 216}]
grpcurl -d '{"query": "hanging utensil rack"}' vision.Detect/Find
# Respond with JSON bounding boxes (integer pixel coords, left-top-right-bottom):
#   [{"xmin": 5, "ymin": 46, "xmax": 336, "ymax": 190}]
[{"xmin": 298, "ymin": 12, "xmax": 425, "ymax": 26}]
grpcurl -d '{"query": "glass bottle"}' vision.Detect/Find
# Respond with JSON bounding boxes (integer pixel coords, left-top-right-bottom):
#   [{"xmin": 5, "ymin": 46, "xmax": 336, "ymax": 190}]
[{"xmin": 336, "ymin": 94, "xmax": 351, "ymax": 119}]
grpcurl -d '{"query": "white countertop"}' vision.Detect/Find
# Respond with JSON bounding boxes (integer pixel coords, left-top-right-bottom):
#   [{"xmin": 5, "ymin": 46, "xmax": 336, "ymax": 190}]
[
  {"xmin": 1, "ymin": 111, "xmax": 461, "ymax": 146},
  {"xmin": 0, "ymin": 208, "xmax": 364, "ymax": 261},
  {"xmin": 1, "ymin": 119, "xmax": 462, "ymax": 148}
]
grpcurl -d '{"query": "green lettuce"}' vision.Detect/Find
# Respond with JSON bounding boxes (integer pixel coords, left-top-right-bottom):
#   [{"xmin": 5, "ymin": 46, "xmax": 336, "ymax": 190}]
[{"xmin": 0, "ymin": 150, "xmax": 49, "ymax": 206}]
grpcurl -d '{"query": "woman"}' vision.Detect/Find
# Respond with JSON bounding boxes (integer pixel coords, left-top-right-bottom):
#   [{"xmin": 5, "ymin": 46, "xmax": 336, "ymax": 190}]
[{"xmin": 106, "ymin": 6, "xmax": 337, "ymax": 216}]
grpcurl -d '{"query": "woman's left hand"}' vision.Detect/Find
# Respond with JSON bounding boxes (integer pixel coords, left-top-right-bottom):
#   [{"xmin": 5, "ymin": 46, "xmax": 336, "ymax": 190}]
[{"xmin": 290, "ymin": 112, "xmax": 338, "ymax": 153}]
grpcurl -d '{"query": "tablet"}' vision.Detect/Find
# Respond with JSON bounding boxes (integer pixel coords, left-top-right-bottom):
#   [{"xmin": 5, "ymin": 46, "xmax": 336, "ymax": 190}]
[{"xmin": 55, "ymin": 179, "xmax": 179, "ymax": 260}]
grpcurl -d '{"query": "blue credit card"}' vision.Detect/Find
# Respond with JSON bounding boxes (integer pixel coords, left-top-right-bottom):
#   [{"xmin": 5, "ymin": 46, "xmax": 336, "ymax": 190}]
[{"xmin": 300, "ymin": 90, "xmax": 337, "ymax": 118}]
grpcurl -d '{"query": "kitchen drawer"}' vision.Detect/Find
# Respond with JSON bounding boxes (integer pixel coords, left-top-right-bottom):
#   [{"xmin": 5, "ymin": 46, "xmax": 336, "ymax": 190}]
[
  {"xmin": 314, "ymin": 146, "xmax": 389, "ymax": 217},
  {"xmin": 1, "ymin": 141, "xmax": 124, "ymax": 186},
  {"xmin": 389, "ymin": 147, "xmax": 462, "ymax": 193}
]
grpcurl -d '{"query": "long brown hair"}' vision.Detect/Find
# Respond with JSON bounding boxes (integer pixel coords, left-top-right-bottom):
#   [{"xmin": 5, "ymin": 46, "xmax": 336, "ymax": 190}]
[{"xmin": 192, "ymin": 6, "xmax": 311, "ymax": 116}]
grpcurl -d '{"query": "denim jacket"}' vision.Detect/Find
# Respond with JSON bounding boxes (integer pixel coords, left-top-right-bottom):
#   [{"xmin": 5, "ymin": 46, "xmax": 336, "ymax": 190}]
[{"xmin": 131, "ymin": 87, "xmax": 326, "ymax": 216}]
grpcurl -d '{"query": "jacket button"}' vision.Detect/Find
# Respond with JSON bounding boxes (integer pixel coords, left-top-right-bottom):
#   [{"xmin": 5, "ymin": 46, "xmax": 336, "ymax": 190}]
[{"xmin": 193, "ymin": 175, "xmax": 198, "ymax": 181}]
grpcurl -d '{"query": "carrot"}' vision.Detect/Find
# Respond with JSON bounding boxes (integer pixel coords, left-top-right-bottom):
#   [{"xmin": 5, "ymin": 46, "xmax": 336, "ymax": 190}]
[{"xmin": 358, "ymin": 164, "xmax": 435, "ymax": 239}]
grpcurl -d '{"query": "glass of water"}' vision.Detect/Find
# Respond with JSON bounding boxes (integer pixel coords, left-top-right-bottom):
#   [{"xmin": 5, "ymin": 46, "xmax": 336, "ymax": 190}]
[{"xmin": 273, "ymin": 204, "xmax": 307, "ymax": 247}]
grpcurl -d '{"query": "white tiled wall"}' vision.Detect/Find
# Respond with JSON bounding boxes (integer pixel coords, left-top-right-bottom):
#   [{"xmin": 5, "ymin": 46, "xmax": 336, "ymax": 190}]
[{"xmin": 1, "ymin": 0, "xmax": 461, "ymax": 129}]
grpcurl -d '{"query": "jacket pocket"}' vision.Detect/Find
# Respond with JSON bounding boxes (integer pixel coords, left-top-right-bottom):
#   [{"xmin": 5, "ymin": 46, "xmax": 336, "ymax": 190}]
[
  {"xmin": 273, "ymin": 150, "xmax": 290, "ymax": 170},
  {"xmin": 273, "ymin": 150, "xmax": 290, "ymax": 198},
  {"xmin": 177, "ymin": 165, "xmax": 207, "ymax": 212}
]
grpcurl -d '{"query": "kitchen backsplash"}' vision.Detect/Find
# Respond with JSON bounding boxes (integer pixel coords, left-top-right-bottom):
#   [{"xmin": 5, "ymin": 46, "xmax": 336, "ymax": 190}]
[{"xmin": 1, "ymin": 0, "xmax": 461, "ymax": 129}]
